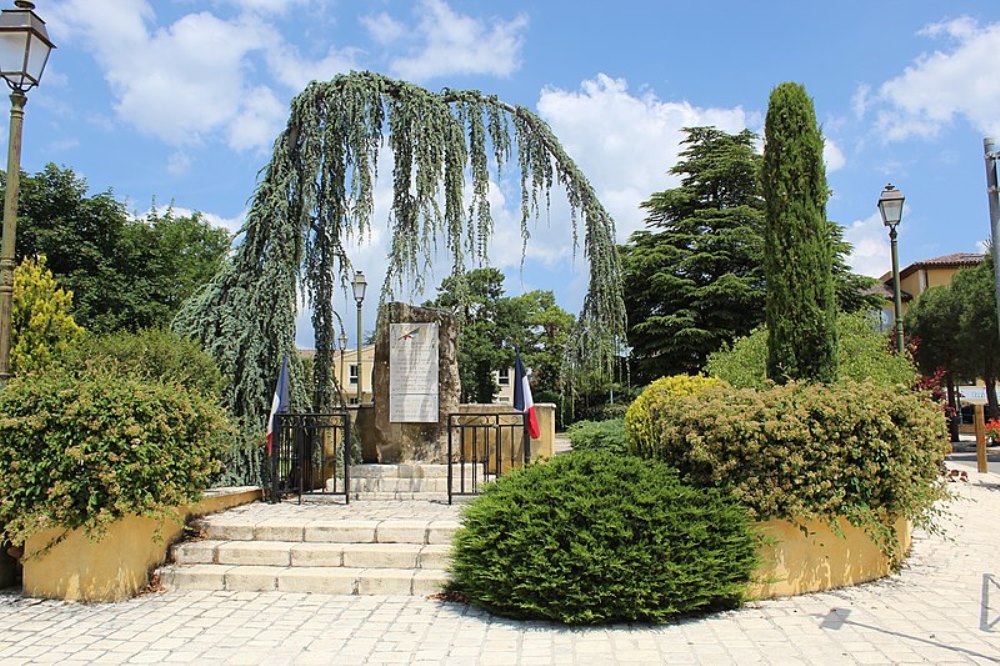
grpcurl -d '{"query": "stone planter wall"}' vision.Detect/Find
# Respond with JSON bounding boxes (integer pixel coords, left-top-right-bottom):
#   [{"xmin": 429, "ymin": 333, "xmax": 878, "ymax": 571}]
[
  {"xmin": 20, "ymin": 486, "xmax": 261, "ymax": 603},
  {"xmin": 750, "ymin": 516, "xmax": 910, "ymax": 599}
]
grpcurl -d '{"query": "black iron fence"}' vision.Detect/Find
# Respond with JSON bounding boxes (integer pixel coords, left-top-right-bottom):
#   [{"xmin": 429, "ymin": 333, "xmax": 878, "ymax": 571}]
[
  {"xmin": 269, "ymin": 412, "xmax": 350, "ymax": 504},
  {"xmin": 447, "ymin": 412, "xmax": 528, "ymax": 504}
]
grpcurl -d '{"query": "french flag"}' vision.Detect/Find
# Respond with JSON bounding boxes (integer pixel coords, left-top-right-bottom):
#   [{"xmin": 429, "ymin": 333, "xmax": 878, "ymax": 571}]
[
  {"xmin": 265, "ymin": 353, "xmax": 290, "ymax": 455},
  {"xmin": 513, "ymin": 349, "xmax": 540, "ymax": 439}
]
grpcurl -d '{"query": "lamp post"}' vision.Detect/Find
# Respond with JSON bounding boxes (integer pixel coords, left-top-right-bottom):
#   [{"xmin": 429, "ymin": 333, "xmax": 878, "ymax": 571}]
[
  {"xmin": 0, "ymin": 0, "xmax": 53, "ymax": 385},
  {"xmin": 352, "ymin": 271, "xmax": 367, "ymax": 405},
  {"xmin": 878, "ymin": 183, "xmax": 906, "ymax": 354},
  {"xmin": 338, "ymin": 332, "xmax": 347, "ymax": 402}
]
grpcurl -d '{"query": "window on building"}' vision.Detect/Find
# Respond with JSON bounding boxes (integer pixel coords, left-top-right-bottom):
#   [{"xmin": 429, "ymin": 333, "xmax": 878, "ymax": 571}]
[
  {"xmin": 349, "ymin": 364, "xmax": 358, "ymax": 385},
  {"xmin": 498, "ymin": 367, "xmax": 510, "ymax": 385}
]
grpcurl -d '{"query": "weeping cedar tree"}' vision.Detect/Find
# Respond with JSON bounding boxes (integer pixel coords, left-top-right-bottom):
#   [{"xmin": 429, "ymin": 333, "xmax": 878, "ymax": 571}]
[
  {"xmin": 762, "ymin": 83, "xmax": 838, "ymax": 384},
  {"xmin": 621, "ymin": 126, "xmax": 877, "ymax": 382},
  {"xmin": 172, "ymin": 71, "xmax": 626, "ymax": 485}
]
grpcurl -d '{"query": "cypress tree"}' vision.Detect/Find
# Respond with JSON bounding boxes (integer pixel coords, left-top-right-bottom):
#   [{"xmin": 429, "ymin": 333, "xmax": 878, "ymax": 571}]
[{"xmin": 761, "ymin": 82, "xmax": 837, "ymax": 383}]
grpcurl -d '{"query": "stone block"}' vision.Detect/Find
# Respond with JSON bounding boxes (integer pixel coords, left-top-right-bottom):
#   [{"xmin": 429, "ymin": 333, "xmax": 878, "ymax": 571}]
[
  {"xmin": 412, "ymin": 570, "xmax": 449, "ymax": 596},
  {"xmin": 202, "ymin": 521, "xmax": 255, "ymax": 541},
  {"xmin": 304, "ymin": 520, "xmax": 379, "ymax": 543},
  {"xmin": 277, "ymin": 568, "xmax": 357, "ymax": 595},
  {"xmin": 290, "ymin": 543, "xmax": 345, "ymax": 567},
  {"xmin": 342, "ymin": 544, "xmax": 421, "ymax": 569},
  {"xmin": 171, "ymin": 540, "xmax": 223, "ymax": 565},
  {"xmin": 376, "ymin": 520, "xmax": 430, "ymax": 544},
  {"xmin": 357, "ymin": 569, "xmax": 414, "ymax": 595},
  {"xmin": 253, "ymin": 518, "xmax": 309, "ymax": 542},
  {"xmin": 417, "ymin": 545, "xmax": 452, "ymax": 570},
  {"xmin": 426, "ymin": 521, "xmax": 461, "ymax": 545},
  {"xmin": 216, "ymin": 542, "xmax": 291, "ymax": 567},
  {"xmin": 160, "ymin": 564, "xmax": 230, "ymax": 591},
  {"xmin": 224, "ymin": 566, "xmax": 284, "ymax": 592}
]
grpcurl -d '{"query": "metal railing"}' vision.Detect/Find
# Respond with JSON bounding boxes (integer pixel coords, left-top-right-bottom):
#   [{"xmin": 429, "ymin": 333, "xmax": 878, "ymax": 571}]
[
  {"xmin": 447, "ymin": 411, "xmax": 528, "ymax": 504},
  {"xmin": 270, "ymin": 412, "xmax": 350, "ymax": 504}
]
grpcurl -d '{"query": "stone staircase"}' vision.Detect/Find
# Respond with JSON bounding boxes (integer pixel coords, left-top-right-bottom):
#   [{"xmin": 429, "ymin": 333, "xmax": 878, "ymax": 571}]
[
  {"xmin": 158, "ymin": 512, "xmax": 460, "ymax": 596},
  {"xmin": 330, "ymin": 463, "xmax": 497, "ymax": 501}
]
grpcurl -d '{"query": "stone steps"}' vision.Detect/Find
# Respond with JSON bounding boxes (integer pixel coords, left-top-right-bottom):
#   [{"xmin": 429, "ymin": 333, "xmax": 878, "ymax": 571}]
[
  {"xmin": 158, "ymin": 514, "xmax": 460, "ymax": 597},
  {"xmin": 326, "ymin": 463, "xmax": 499, "ymax": 498}
]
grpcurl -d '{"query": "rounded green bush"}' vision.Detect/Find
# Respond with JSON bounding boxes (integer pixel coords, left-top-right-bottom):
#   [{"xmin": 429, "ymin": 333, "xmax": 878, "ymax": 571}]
[
  {"xmin": 448, "ymin": 450, "xmax": 758, "ymax": 624},
  {"xmin": 566, "ymin": 418, "xmax": 626, "ymax": 454},
  {"xmin": 625, "ymin": 375, "xmax": 725, "ymax": 456},
  {"xmin": 0, "ymin": 366, "xmax": 231, "ymax": 546},
  {"xmin": 59, "ymin": 328, "xmax": 225, "ymax": 399}
]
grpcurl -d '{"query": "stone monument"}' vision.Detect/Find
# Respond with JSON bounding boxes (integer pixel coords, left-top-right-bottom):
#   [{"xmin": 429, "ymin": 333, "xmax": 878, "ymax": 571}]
[{"xmin": 364, "ymin": 302, "xmax": 459, "ymax": 462}]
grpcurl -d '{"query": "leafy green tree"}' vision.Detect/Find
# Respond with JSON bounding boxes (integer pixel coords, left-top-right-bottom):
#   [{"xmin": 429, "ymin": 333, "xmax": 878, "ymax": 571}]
[
  {"xmin": 621, "ymin": 126, "xmax": 876, "ymax": 382},
  {"xmin": 762, "ymin": 83, "xmax": 837, "ymax": 383},
  {"xmin": 10, "ymin": 256, "xmax": 85, "ymax": 376},
  {"xmin": 905, "ymin": 285, "xmax": 967, "ymax": 436},
  {"xmin": 426, "ymin": 268, "xmax": 574, "ymax": 403},
  {"xmin": 951, "ymin": 257, "xmax": 1000, "ymax": 418},
  {"xmin": 7, "ymin": 165, "xmax": 231, "ymax": 333}
]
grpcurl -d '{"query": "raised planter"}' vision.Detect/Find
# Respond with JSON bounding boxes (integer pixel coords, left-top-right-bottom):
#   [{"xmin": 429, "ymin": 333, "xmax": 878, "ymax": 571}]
[
  {"xmin": 20, "ymin": 486, "xmax": 261, "ymax": 602},
  {"xmin": 750, "ymin": 515, "xmax": 910, "ymax": 599}
]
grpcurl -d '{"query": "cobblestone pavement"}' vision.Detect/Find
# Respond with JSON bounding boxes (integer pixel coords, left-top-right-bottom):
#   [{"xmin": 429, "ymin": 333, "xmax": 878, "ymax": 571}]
[{"xmin": 1, "ymin": 468, "xmax": 999, "ymax": 665}]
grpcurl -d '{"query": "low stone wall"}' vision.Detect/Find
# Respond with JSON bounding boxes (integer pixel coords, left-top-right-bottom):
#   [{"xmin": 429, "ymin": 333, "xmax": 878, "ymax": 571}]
[
  {"xmin": 750, "ymin": 516, "xmax": 910, "ymax": 599},
  {"xmin": 20, "ymin": 486, "xmax": 261, "ymax": 603}
]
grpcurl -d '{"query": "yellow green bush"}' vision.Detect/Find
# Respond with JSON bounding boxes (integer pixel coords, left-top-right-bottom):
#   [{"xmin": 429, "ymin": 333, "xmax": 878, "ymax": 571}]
[
  {"xmin": 625, "ymin": 375, "xmax": 725, "ymax": 457},
  {"xmin": 11, "ymin": 256, "xmax": 84, "ymax": 376},
  {"xmin": 626, "ymin": 379, "xmax": 949, "ymax": 557}
]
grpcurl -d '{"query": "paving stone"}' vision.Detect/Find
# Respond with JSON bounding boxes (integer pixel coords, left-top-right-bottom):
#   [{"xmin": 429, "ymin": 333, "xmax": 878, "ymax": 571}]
[
  {"xmin": 304, "ymin": 520, "xmax": 379, "ymax": 543},
  {"xmin": 278, "ymin": 568, "xmax": 358, "ymax": 595},
  {"xmin": 356, "ymin": 570, "xmax": 414, "ymax": 595},
  {"xmin": 290, "ymin": 543, "xmax": 345, "ymax": 567},
  {"xmin": 375, "ymin": 520, "xmax": 430, "ymax": 544},
  {"xmin": 342, "ymin": 543, "xmax": 422, "ymax": 568},
  {"xmin": 417, "ymin": 545, "xmax": 451, "ymax": 570},
  {"xmin": 224, "ymin": 566, "xmax": 285, "ymax": 592},
  {"xmin": 172, "ymin": 540, "xmax": 224, "ymax": 565}
]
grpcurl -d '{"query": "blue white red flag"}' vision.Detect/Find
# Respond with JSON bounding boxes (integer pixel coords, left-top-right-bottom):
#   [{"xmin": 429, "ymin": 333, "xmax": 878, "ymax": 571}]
[
  {"xmin": 265, "ymin": 353, "xmax": 290, "ymax": 455},
  {"xmin": 513, "ymin": 349, "xmax": 541, "ymax": 439}
]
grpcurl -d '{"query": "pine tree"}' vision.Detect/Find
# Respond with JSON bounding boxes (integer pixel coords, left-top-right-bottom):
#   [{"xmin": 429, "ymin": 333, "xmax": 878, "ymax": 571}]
[
  {"xmin": 761, "ymin": 83, "xmax": 837, "ymax": 383},
  {"xmin": 11, "ymin": 256, "xmax": 85, "ymax": 375}
]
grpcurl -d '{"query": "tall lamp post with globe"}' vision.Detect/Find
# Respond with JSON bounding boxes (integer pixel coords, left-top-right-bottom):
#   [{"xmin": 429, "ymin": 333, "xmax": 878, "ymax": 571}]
[
  {"xmin": 352, "ymin": 271, "xmax": 367, "ymax": 405},
  {"xmin": 877, "ymin": 183, "xmax": 905, "ymax": 354},
  {"xmin": 0, "ymin": 0, "xmax": 54, "ymax": 385}
]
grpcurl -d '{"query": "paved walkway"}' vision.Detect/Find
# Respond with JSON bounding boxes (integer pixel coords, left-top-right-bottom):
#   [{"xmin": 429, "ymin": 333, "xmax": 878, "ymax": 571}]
[{"xmin": 1, "ymin": 467, "xmax": 999, "ymax": 665}]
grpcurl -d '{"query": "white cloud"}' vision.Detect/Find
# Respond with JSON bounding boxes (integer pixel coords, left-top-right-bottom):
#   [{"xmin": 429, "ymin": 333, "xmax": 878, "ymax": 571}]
[
  {"xmin": 824, "ymin": 138, "xmax": 846, "ymax": 173},
  {"xmin": 47, "ymin": 0, "xmax": 353, "ymax": 152},
  {"xmin": 167, "ymin": 151, "xmax": 192, "ymax": 176},
  {"xmin": 220, "ymin": 0, "xmax": 311, "ymax": 16},
  {"xmin": 139, "ymin": 205, "xmax": 247, "ymax": 236},
  {"xmin": 361, "ymin": 12, "xmax": 406, "ymax": 46},
  {"xmin": 382, "ymin": 0, "xmax": 528, "ymax": 81},
  {"xmin": 876, "ymin": 17, "xmax": 1000, "ymax": 140},
  {"xmin": 843, "ymin": 211, "xmax": 892, "ymax": 278},
  {"xmin": 536, "ymin": 74, "xmax": 748, "ymax": 241},
  {"xmin": 851, "ymin": 84, "xmax": 870, "ymax": 120}
]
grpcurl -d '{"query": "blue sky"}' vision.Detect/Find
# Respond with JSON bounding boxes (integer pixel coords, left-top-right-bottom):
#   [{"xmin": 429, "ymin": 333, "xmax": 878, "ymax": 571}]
[{"xmin": 17, "ymin": 0, "xmax": 1000, "ymax": 347}]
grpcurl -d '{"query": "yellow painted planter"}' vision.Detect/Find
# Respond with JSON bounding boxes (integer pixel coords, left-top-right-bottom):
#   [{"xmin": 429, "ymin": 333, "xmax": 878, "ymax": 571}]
[
  {"xmin": 20, "ymin": 487, "xmax": 261, "ymax": 603},
  {"xmin": 750, "ymin": 516, "xmax": 910, "ymax": 599}
]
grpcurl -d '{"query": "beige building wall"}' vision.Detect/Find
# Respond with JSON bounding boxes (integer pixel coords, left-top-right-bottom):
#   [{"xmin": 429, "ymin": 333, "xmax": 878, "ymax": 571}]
[{"xmin": 333, "ymin": 344, "xmax": 376, "ymax": 405}]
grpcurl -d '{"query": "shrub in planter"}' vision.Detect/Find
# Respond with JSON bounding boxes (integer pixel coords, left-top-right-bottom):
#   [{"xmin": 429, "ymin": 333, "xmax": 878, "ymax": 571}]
[
  {"xmin": 59, "ymin": 328, "xmax": 225, "ymax": 399},
  {"xmin": 449, "ymin": 450, "xmax": 758, "ymax": 624},
  {"xmin": 625, "ymin": 379, "xmax": 949, "ymax": 556},
  {"xmin": 0, "ymin": 366, "xmax": 231, "ymax": 548},
  {"xmin": 625, "ymin": 375, "xmax": 725, "ymax": 457},
  {"xmin": 566, "ymin": 419, "xmax": 626, "ymax": 454}
]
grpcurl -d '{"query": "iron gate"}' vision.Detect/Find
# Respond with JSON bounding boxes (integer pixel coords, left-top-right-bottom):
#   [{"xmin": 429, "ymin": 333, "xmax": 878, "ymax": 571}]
[
  {"xmin": 447, "ymin": 412, "xmax": 528, "ymax": 504},
  {"xmin": 270, "ymin": 412, "xmax": 350, "ymax": 503}
]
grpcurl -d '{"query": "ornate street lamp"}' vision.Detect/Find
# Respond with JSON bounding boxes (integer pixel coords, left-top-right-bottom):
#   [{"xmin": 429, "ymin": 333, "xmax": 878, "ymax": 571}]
[
  {"xmin": 878, "ymin": 183, "xmax": 905, "ymax": 354},
  {"xmin": 0, "ymin": 0, "xmax": 53, "ymax": 384},
  {"xmin": 352, "ymin": 271, "xmax": 367, "ymax": 405}
]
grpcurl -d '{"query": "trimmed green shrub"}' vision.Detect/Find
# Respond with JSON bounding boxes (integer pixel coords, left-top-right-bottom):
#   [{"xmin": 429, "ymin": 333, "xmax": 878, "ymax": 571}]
[
  {"xmin": 449, "ymin": 450, "xmax": 758, "ymax": 624},
  {"xmin": 626, "ymin": 379, "xmax": 949, "ymax": 557},
  {"xmin": 566, "ymin": 419, "xmax": 626, "ymax": 454},
  {"xmin": 0, "ymin": 366, "xmax": 231, "ymax": 547},
  {"xmin": 706, "ymin": 312, "xmax": 917, "ymax": 390},
  {"xmin": 59, "ymin": 329, "xmax": 225, "ymax": 399},
  {"xmin": 625, "ymin": 375, "xmax": 725, "ymax": 457}
]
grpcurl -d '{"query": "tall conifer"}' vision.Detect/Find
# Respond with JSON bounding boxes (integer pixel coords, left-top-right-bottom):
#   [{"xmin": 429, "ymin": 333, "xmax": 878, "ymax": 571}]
[{"xmin": 761, "ymin": 83, "xmax": 837, "ymax": 383}]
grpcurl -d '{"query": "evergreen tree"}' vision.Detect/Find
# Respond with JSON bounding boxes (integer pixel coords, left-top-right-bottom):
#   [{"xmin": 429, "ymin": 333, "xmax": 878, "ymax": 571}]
[
  {"xmin": 622, "ymin": 127, "xmax": 764, "ymax": 381},
  {"xmin": 10, "ymin": 256, "xmax": 85, "ymax": 376},
  {"xmin": 621, "ymin": 126, "xmax": 872, "ymax": 382},
  {"xmin": 761, "ymin": 83, "xmax": 838, "ymax": 383},
  {"xmin": 952, "ymin": 257, "xmax": 1000, "ymax": 418}
]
